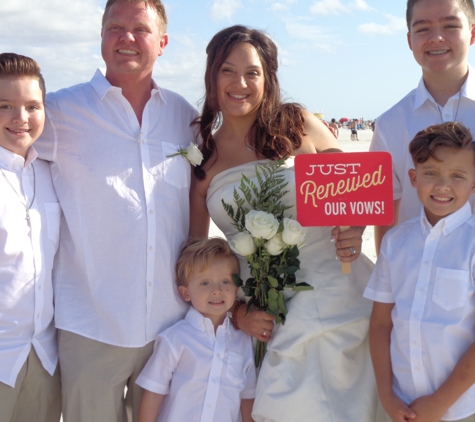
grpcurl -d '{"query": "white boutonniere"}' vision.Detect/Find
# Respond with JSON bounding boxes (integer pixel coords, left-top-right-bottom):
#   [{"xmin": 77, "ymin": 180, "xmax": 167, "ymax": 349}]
[{"xmin": 167, "ymin": 143, "xmax": 203, "ymax": 166}]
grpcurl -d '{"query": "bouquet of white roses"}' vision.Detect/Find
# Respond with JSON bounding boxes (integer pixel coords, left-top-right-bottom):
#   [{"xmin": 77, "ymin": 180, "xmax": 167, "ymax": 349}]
[{"xmin": 222, "ymin": 158, "xmax": 312, "ymax": 367}]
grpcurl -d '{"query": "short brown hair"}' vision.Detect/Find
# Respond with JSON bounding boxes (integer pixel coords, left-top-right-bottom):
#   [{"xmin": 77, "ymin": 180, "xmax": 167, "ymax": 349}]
[
  {"xmin": 102, "ymin": 0, "xmax": 168, "ymax": 32},
  {"xmin": 0, "ymin": 53, "xmax": 46, "ymax": 99},
  {"xmin": 176, "ymin": 238, "xmax": 240, "ymax": 287},
  {"xmin": 406, "ymin": 0, "xmax": 475, "ymax": 29},
  {"xmin": 409, "ymin": 121, "xmax": 475, "ymax": 165}
]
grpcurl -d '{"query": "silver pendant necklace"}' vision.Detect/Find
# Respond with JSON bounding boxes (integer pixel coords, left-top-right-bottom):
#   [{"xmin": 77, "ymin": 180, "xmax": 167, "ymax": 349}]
[
  {"xmin": 437, "ymin": 90, "xmax": 462, "ymax": 123},
  {"xmin": 1, "ymin": 163, "xmax": 36, "ymax": 226}
]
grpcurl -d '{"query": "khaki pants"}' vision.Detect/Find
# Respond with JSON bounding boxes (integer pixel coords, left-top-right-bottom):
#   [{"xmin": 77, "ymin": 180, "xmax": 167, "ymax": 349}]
[
  {"xmin": 0, "ymin": 347, "xmax": 61, "ymax": 422},
  {"xmin": 59, "ymin": 330, "xmax": 153, "ymax": 422}
]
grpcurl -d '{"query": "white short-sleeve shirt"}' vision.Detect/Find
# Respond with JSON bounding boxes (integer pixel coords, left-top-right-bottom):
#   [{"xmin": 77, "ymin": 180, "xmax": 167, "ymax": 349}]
[
  {"xmin": 0, "ymin": 146, "xmax": 60, "ymax": 387},
  {"xmin": 370, "ymin": 67, "xmax": 475, "ymax": 224},
  {"xmin": 364, "ymin": 203, "xmax": 475, "ymax": 420},
  {"xmin": 136, "ymin": 307, "xmax": 256, "ymax": 422},
  {"xmin": 35, "ymin": 69, "xmax": 198, "ymax": 347}
]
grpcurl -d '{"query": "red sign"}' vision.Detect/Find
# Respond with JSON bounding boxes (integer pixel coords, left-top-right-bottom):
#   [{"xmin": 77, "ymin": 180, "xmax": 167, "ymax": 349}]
[{"xmin": 295, "ymin": 152, "xmax": 394, "ymax": 226}]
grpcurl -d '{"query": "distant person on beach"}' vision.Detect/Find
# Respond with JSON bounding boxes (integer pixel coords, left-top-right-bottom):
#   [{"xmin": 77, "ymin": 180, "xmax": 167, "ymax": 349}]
[
  {"xmin": 366, "ymin": 122, "xmax": 475, "ymax": 422},
  {"xmin": 0, "ymin": 53, "xmax": 61, "ymax": 422},
  {"xmin": 350, "ymin": 118, "xmax": 359, "ymax": 141},
  {"xmin": 330, "ymin": 118, "xmax": 339, "ymax": 138},
  {"xmin": 35, "ymin": 0, "xmax": 197, "ymax": 420},
  {"xmin": 136, "ymin": 238, "xmax": 256, "ymax": 422},
  {"xmin": 370, "ymin": 0, "xmax": 475, "ymax": 254}
]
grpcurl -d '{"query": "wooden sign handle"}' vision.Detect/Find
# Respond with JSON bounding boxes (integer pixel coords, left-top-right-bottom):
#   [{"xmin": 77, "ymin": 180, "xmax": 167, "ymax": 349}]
[{"xmin": 340, "ymin": 226, "xmax": 352, "ymax": 274}]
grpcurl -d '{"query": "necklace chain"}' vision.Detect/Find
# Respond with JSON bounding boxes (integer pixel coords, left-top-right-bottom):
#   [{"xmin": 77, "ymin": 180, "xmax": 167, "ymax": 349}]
[
  {"xmin": 1, "ymin": 163, "xmax": 36, "ymax": 226},
  {"xmin": 437, "ymin": 90, "xmax": 462, "ymax": 123}
]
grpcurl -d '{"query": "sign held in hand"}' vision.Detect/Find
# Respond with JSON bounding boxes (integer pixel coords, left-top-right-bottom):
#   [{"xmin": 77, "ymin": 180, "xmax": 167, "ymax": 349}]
[{"xmin": 295, "ymin": 152, "xmax": 394, "ymax": 227}]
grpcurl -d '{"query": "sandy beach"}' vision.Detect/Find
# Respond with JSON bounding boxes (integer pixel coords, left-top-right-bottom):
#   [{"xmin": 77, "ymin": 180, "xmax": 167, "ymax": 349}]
[{"xmin": 208, "ymin": 126, "xmax": 378, "ymax": 262}]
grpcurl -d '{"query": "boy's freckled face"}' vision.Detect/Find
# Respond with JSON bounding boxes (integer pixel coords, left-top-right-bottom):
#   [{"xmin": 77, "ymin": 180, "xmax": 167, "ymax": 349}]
[
  {"xmin": 0, "ymin": 77, "xmax": 45, "ymax": 158},
  {"xmin": 407, "ymin": 0, "xmax": 475, "ymax": 78},
  {"xmin": 409, "ymin": 146, "xmax": 475, "ymax": 225},
  {"xmin": 178, "ymin": 259, "xmax": 238, "ymax": 328}
]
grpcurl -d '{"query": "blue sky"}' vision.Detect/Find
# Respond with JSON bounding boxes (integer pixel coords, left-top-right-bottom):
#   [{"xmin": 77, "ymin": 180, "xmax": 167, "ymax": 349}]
[{"xmin": 2, "ymin": 0, "xmax": 474, "ymax": 120}]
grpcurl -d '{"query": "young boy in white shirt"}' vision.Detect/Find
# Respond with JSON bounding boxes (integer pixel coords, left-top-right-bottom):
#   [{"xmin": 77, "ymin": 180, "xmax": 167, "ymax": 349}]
[
  {"xmin": 371, "ymin": 0, "xmax": 475, "ymax": 254},
  {"xmin": 0, "ymin": 53, "xmax": 61, "ymax": 421},
  {"xmin": 365, "ymin": 122, "xmax": 475, "ymax": 422},
  {"xmin": 136, "ymin": 238, "xmax": 256, "ymax": 422}
]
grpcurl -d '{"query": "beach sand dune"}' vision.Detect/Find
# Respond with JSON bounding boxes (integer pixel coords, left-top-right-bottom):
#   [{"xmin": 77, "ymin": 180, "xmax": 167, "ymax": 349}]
[{"xmin": 208, "ymin": 127, "xmax": 377, "ymax": 262}]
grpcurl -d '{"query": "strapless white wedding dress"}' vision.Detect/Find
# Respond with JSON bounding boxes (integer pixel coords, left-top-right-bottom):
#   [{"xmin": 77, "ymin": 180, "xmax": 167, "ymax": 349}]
[{"xmin": 206, "ymin": 158, "xmax": 380, "ymax": 422}]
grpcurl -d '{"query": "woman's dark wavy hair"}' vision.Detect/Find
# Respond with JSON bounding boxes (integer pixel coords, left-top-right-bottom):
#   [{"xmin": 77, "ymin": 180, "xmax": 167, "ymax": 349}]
[{"xmin": 193, "ymin": 25, "xmax": 305, "ymax": 180}]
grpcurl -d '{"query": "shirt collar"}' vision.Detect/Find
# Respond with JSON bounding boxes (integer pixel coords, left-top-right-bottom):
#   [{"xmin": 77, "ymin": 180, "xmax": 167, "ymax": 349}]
[
  {"xmin": 414, "ymin": 65, "xmax": 475, "ymax": 110},
  {"xmin": 0, "ymin": 145, "xmax": 37, "ymax": 171},
  {"xmin": 90, "ymin": 68, "xmax": 166, "ymax": 104},
  {"xmin": 184, "ymin": 306, "xmax": 230, "ymax": 333},
  {"xmin": 420, "ymin": 201, "xmax": 472, "ymax": 236}
]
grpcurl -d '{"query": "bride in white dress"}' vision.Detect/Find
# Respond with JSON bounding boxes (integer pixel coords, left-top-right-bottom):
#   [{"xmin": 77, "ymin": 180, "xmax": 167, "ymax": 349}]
[{"xmin": 190, "ymin": 25, "xmax": 381, "ymax": 422}]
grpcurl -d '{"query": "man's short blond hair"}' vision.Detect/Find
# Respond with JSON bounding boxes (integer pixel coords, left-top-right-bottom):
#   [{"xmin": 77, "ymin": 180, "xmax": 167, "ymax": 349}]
[
  {"xmin": 102, "ymin": 0, "xmax": 168, "ymax": 32},
  {"xmin": 176, "ymin": 238, "xmax": 240, "ymax": 287}
]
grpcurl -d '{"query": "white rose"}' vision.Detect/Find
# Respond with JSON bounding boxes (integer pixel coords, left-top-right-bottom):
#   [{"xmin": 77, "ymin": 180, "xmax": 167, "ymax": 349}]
[
  {"xmin": 282, "ymin": 218, "xmax": 307, "ymax": 246},
  {"xmin": 264, "ymin": 233, "xmax": 285, "ymax": 256},
  {"xmin": 245, "ymin": 210, "xmax": 279, "ymax": 240},
  {"xmin": 185, "ymin": 143, "xmax": 203, "ymax": 166},
  {"xmin": 230, "ymin": 231, "xmax": 257, "ymax": 256}
]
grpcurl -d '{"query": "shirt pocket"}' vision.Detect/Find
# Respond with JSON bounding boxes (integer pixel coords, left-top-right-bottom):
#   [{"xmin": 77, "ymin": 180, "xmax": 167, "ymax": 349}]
[
  {"xmin": 432, "ymin": 267, "xmax": 469, "ymax": 311},
  {"xmin": 161, "ymin": 141, "xmax": 191, "ymax": 190},
  {"xmin": 226, "ymin": 351, "xmax": 245, "ymax": 387},
  {"xmin": 44, "ymin": 202, "xmax": 61, "ymax": 247}
]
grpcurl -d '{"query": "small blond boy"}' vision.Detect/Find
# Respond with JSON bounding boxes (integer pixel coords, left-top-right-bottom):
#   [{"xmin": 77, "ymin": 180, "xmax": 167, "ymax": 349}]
[
  {"xmin": 366, "ymin": 122, "xmax": 475, "ymax": 422},
  {"xmin": 0, "ymin": 53, "xmax": 61, "ymax": 422},
  {"xmin": 371, "ymin": 0, "xmax": 475, "ymax": 254},
  {"xmin": 136, "ymin": 238, "xmax": 256, "ymax": 422}
]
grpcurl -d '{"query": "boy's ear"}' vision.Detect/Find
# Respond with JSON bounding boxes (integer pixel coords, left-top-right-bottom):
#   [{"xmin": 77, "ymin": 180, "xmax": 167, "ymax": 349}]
[
  {"xmin": 407, "ymin": 31, "xmax": 413, "ymax": 51},
  {"xmin": 408, "ymin": 168, "xmax": 417, "ymax": 187},
  {"xmin": 178, "ymin": 285, "xmax": 191, "ymax": 302},
  {"xmin": 470, "ymin": 23, "xmax": 475, "ymax": 46}
]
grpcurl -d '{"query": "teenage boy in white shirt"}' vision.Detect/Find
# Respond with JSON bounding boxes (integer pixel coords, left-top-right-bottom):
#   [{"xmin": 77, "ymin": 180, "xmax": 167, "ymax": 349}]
[
  {"xmin": 0, "ymin": 53, "xmax": 61, "ymax": 422},
  {"xmin": 371, "ymin": 0, "xmax": 475, "ymax": 254},
  {"xmin": 365, "ymin": 122, "xmax": 475, "ymax": 422},
  {"xmin": 137, "ymin": 238, "xmax": 256, "ymax": 422}
]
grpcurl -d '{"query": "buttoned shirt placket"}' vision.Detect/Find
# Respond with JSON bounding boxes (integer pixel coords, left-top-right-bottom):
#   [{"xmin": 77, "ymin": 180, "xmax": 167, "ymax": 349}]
[
  {"xmin": 200, "ymin": 320, "xmax": 228, "ymax": 422},
  {"xmin": 115, "ymin": 89, "xmax": 159, "ymax": 340},
  {"xmin": 409, "ymin": 220, "xmax": 443, "ymax": 396}
]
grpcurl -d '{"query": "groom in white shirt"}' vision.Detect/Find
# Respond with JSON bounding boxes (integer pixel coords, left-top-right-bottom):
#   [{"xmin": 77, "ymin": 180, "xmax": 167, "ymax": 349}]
[{"xmin": 36, "ymin": 1, "xmax": 197, "ymax": 420}]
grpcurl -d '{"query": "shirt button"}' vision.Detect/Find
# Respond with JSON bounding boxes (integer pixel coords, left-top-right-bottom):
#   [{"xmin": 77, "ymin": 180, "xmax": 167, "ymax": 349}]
[
  {"xmin": 149, "ymin": 210, "xmax": 154, "ymax": 214},
  {"xmin": 36, "ymin": 314, "xmax": 40, "ymax": 318},
  {"xmin": 149, "ymin": 246, "xmax": 153, "ymax": 251},
  {"xmin": 207, "ymin": 404, "xmax": 212, "ymax": 409},
  {"xmin": 430, "ymin": 236, "xmax": 435, "ymax": 240},
  {"xmin": 413, "ymin": 341, "xmax": 417, "ymax": 345},
  {"xmin": 423, "ymin": 261, "xmax": 429, "ymax": 266},
  {"xmin": 38, "ymin": 285, "xmax": 42, "ymax": 290},
  {"xmin": 148, "ymin": 282, "xmax": 152, "ymax": 287},
  {"xmin": 413, "ymin": 314, "xmax": 419, "ymax": 319},
  {"xmin": 217, "ymin": 353, "xmax": 221, "ymax": 359}
]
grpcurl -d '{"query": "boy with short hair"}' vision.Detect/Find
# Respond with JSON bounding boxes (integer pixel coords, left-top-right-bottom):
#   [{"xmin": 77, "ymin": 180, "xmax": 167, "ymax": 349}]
[
  {"xmin": 371, "ymin": 0, "xmax": 475, "ymax": 254},
  {"xmin": 365, "ymin": 122, "xmax": 475, "ymax": 422},
  {"xmin": 136, "ymin": 238, "xmax": 256, "ymax": 422},
  {"xmin": 0, "ymin": 53, "xmax": 61, "ymax": 421}
]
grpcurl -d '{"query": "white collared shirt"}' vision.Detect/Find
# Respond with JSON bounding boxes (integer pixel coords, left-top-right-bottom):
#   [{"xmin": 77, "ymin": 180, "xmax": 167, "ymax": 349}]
[
  {"xmin": 136, "ymin": 307, "xmax": 256, "ymax": 422},
  {"xmin": 35, "ymin": 69, "xmax": 198, "ymax": 347},
  {"xmin": 370, "ymin": 66, "xmax": 475, "ymax": 224},
  {"xmin": 364, "ymin": 203, "xmax": 475, "ymax": 420},
  {"xmin": 0, "ymin": 146, "xmax": 60, "ymax": 387}
]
